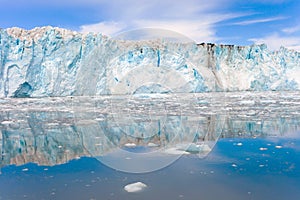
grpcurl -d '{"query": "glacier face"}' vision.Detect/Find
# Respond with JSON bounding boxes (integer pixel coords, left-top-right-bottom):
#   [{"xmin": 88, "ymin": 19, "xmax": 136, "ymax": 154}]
[{"xmin": 0, "ymin": 26, "xmax": 300, "ymax": 97}]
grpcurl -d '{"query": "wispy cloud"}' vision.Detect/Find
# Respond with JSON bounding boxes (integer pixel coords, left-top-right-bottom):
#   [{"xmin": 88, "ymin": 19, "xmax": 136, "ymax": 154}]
[
  {"xmin": 250, "ymin": 0, "xmax": 292, "ymax": 4},
  {"xmin": 249, "ymin": 33, "xmax": 300, "ymax": 51},
  {"xmin": 233, "ymin": 16, "xmax": 286, "ymax": 26},
  {"xmin": 131, "ymin": 14, "xmax": 240, "ymax": 43},
  {"xmin": 79, "ymin": 14, "xmax": 242, "ymax": 43},
  {"xmin": 131, "ymin": 20, "xmax": 217, "ymax": 42},
  {"xmin": 76, "ymin": 0, "xmax": 299, "ymax": 50},
  {"xmin": 282, "ymin": 25, "xmax": 300, "ymax": 34},
  {"xmin": 79, "ymin": 19, "xmax": 219, "ymax": 42},
  {"xmin": 3, "ymin": 0, "xmax": 108, "ymax": 7},
  {"xmin": 78, "ymin": 0, "xmax": 243, "ymax": 43},
  {"xmin": 80, "ymin": 21, "xmax": 125, "ymax": 36}
]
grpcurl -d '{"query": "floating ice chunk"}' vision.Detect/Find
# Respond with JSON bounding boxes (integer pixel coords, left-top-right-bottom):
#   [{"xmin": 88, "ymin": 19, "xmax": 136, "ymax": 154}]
[
  {"xmin": 178, "ymin": 143, "xmax": 212, "ymax": 153},
  {"xmin": 1, "ymin": 120, "xmax": 13, "ymax": 125},
  {"xmin": 164, "ymin": 147, "xmax": 190, "ymax": 155},
  {"xmin": 95, "ymin": 118, "xmax": 105, "ymax": 121},
  {"xmin": 232, "ymin": 164, "xmax": 238, "ymax": 168},
  {"xmin": 148, "ymin": 142, "xmax": 159, "ymax": 147},
  {"xmin": 124, "ymin": 143, "xmax": 136, "ymax": 147},
  {"xmin": 275, "ymin": 145, "xmax": 283, "ymax": 149},
  {"xmin": 236, "ymin": 142, "xmax": 243, "ymax": 146},
  {"xmin": 163, "ymin": 143, "xmax": 212, "ymax": 155},
  {"xmin": 195, "ymin": 144, "xmax": 212, "ymax": 152},
  {"xmin": 46, "ymin": 122, "xmax": 59, "ymax": 127},
  {"xmin": 124, "ymin": 182, "xmax": 147, "ymax": 193},
  {"xmin": 183, "ymin": 143, "xmax": 200, "ymax": 153},
  {"xmin": 247, "ymin": 110, "xmax": 257, "ymax": 115},
  {"xmin": 239, "ymin": 100, "xmax": 255, "ymax": 105},
  {"xmin": 259, "ymin": 147, "xmax": 268, "ymax": 151},
  {"xmin": 202, "ymin": 144, "xmax": 212, "ymax": 152}
]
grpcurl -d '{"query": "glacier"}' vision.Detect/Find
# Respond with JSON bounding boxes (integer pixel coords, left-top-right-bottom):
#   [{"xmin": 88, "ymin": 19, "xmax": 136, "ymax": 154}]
[{"xmin": 0, "ymin": 26, "xmax": 300, "ymax": 97}]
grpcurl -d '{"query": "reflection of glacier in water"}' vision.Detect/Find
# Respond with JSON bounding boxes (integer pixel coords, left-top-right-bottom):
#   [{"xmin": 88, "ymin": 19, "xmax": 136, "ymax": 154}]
[
  {"xmin": 0, "ymin": 91, "xmax": 300, "ymax": 199},
  {"xmin": 0, "ymin": 91, "xmax": 299, "ymax": 171}
]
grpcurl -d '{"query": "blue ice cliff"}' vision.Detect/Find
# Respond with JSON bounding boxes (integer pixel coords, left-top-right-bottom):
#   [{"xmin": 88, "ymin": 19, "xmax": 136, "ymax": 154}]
[{"xmin": 0, "ymin": 26, "xmax": 299, "ymax": 97}]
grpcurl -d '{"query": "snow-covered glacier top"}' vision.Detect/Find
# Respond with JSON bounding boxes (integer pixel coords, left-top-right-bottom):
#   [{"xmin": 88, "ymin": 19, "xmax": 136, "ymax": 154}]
[{"xmin": 0, "ymin": 26, "xmax": 299, "ymax": 97}]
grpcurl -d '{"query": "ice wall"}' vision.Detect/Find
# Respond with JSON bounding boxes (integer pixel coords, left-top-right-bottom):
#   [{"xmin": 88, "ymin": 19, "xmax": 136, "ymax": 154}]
[{"xmin": 0, "ymin": 26, "xmax": 299, "ymax": 97}]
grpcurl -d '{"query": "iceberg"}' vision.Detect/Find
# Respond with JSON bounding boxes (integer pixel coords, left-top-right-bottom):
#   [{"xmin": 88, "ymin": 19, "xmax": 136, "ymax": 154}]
[
  {"xmin": 124, "ymin": 182, "xmax": 147, "ymax": 193},
  {"xmin": 0, "ymin": 26, "xmax": 299, "ymax": 97}
]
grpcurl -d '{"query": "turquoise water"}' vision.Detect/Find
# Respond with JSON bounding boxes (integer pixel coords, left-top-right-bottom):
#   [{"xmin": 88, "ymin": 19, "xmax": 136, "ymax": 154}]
[
  {"xmin": 0, "ymin": 92, "xmax": 299, "ymax": 199},
  {"xmin": 0, "ymin": 137, "xmax": 299, "ymax": 200}
]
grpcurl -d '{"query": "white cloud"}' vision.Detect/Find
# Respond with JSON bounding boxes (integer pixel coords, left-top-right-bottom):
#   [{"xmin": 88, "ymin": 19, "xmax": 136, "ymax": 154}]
[
  {"xmin": 77, "ymin": 0, "xmax": 242, "ymax": 43},
  {"xmin": 75, "ymin": 0, "xmax": 239, "ymax": 42},
  {"xmin": 78, "ymin": 14, "xmax": 240, "ymax": 43},
  {"xmin": 79, "ymin": 21, "xmax": 125, "ymax": 36},
  {"xmin": 233, "ymin": 16, "xmax": 286, "ymax": 26},
  {"xmin": 76, "ymin": 0, "xmax": 296, "ymax": 47},
  {"xmin": 79, "ymin": 19, "xmax": 218, "ymax": 42},
  {"xmin": 249, "ymin": 33, "xmax": 300, "ymax": 51},
  {"xmin": 99, "ymin": 0, "xmax": 229, "ymax": 20},
  {"xmin": 282, "ymin": 25, "xmax": 300, "ymax": 34},
  {"xmin": 132, "ymin": 18, "xmax": 226, "ymax": 43},
  {"xmin": 4, "ymin": 0, "xmax": 108, "ymax": 7},
  {"xmin": 249, "ymin": 0, "xmax": 293, "ymax": 4}
]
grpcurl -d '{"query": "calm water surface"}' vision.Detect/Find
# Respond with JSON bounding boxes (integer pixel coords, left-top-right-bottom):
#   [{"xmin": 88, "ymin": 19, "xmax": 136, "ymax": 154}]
[{"xmin": 0, "ymin": 92, "xmax": 299, "ymax": 200}]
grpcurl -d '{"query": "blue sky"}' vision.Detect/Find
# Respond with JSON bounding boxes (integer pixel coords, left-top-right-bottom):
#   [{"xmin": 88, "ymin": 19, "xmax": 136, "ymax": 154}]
[{"xmin": 1, "ymin": 0, "xmax": 300, "ymax": 51}]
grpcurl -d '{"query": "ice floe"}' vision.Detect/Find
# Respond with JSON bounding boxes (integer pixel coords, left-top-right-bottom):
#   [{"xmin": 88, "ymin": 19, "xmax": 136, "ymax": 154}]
[{"xmin": 124, "ymin": 182, "xmax": 147, "ymax": 193}]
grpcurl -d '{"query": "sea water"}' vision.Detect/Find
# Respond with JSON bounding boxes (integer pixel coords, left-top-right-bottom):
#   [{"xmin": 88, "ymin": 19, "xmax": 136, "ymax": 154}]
[{"xmin": 0, "ymin": 91, "xmax": 299, "ymax": 200}]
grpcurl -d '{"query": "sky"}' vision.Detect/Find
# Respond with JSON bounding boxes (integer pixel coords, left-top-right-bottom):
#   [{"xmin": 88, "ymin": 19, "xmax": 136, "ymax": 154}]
[{"xmin": 1, "ymin": 0, "xmax": 300, "ymax": 51}]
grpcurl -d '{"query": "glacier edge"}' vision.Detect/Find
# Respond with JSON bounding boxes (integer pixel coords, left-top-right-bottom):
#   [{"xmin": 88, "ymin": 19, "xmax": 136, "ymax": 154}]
[{"xmin": 0, "ymin": 26, "xmax": 300, "ymax": 97}]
